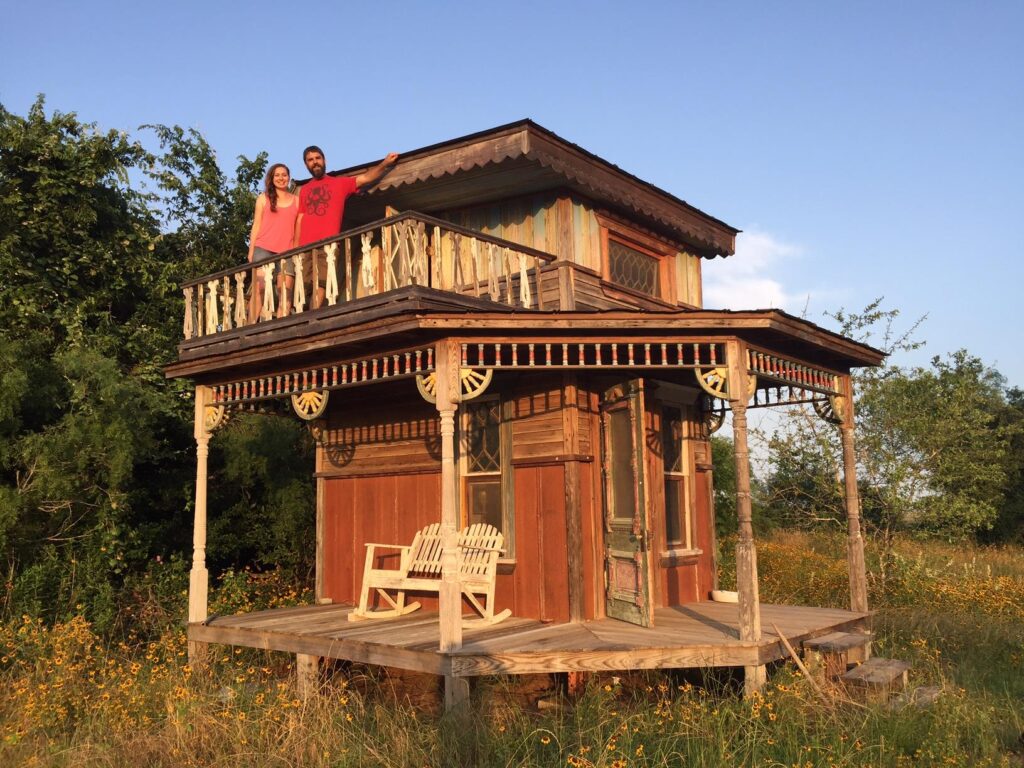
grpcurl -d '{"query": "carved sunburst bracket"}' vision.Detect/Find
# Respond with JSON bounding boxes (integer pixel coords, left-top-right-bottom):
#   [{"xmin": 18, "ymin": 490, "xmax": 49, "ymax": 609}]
[
  {"xmin": 812, "ymin": 394, "xmax": 847, "ymax": 425},
  {"xmin": 695, "ymin": 367, "xmax": 756, "ymax": 400},
  {"xmin": 291, "ymin": 390, "xmax": 329, "ymax": 421},
  {"xmin": 203, "ymin": 404, "xmax": 229, "ymax": 433},
  {"xmin": 415, "ymin": 368, "xmax": 493, "ymax": 404},
  {"xmin": 699, "ymin": 394, "xmax": 726, "ymax": 435}
]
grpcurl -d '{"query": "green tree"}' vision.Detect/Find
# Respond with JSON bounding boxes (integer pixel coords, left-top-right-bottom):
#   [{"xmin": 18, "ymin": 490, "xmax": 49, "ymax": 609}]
[
  {"xmin": 0, "ymin": 98, "xmax": 311, "ymax": 630},
  {"xmin": 760, "ymin": 300, "xmax": 1020, "ymax": 542},
  {"xmin": 858, "ymin": 350, "xmax": 1017, "ymax": 539}
]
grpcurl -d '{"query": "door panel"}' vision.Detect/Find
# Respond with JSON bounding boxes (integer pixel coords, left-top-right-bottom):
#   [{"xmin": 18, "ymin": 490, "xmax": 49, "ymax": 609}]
[{"xmin": 600, "ymin": 380, "xmax": 653, "ymax": 626}]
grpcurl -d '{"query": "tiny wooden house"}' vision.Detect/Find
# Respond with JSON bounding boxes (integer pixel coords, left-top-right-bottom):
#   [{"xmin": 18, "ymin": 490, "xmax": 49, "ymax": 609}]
[{"xmin": 169, "ymin": 121, "xmax": 883, "ymax": 705}]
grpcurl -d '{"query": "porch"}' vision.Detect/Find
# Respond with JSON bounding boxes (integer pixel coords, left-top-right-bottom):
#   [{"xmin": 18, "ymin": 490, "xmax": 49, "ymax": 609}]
[{"xmin": 189, "ymin": 602, "xmax": 871, "ymax": 678}]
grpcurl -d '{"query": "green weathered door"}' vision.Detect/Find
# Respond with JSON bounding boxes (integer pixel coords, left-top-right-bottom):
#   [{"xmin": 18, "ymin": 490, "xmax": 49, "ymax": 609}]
[{"xmin": 600, "ymin": 380, "xmax": 653, "ymax": 627}]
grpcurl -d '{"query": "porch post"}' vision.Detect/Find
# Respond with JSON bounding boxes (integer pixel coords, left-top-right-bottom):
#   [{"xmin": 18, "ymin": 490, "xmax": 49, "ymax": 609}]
[
  {"xmin": 726, "ymin": 341, "xmax": 766, "ymax": 694},
  {"xmin": 188, "ymin": 385, "xmax": 212, "ymax": 664},
  {"xmin": 435, "ymin": 339, "xmax": 470, "ymax": 710},
  {"xmin": 839, "ymin": 375, "xmax": 869, "ymax": 613}
]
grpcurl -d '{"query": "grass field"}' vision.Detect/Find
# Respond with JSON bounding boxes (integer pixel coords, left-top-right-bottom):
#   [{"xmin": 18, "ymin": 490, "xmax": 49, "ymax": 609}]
[{"xmin": 2, "ymin": 533, "xmax": 1022, "ymax": 767}]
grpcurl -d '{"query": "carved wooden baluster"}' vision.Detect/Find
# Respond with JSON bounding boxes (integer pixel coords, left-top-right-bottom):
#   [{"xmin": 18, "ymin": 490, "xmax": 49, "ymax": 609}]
[
  {"xmin": 398, "ymin": 220, "xmax": 411, "ymax": 287},
  {"xmin": 518, "ymin": 252, "xmax": 532, "ymax": 308},
  {"xmin": 360, "ymin": 232, "xmax": 376, "ymax": 294},
  {"xmin": 260, "ymin": 262, "xmax": 275, "ymax": 321},
  {"xmin": 504, "ymin": 248, "xmax": 514, "ymax": 305},
  {"xmin": 233, "ymin": 272, "xmax": 246, "ymax": 328},
  {"xmin": 452, "ymin": 234, "xmax": 463, "ymax": 292},
  {"xmin": 382, "ymin": 224, "xmax": 393, "ymax": 292},
  {"xmin": 533, "ymin": 256, "xmax": 544, "ymax": 310},
  {"xmin": 324, "ymin": 242, "xmax": 339, "ymax": 305},
  {"xmin": 183, "ymin": 286, "xmax": 194, "ymax": 339},
  {"xmin": 431, "ymin": 225, "xmax": 442, "ymax": 289},
  {"xmin": 221, "ymin": 276, "xmax": 233, "ymax": 331},
  {"xmin": 488, "ymin": 243, "xmax": 500, "ymax": 301},
  {"xmin": 277, "ymin": 258, "xmax": 288, "ymax": 315},
  {"xmin": 470, "ymin": 237, "xmax": 480, "ymax": 296},
  {"xmin": 293, "ymin": 253, "xmax": 306, "ymax": 314},
  {"xmin": 205, "ymin": 279, "xmax": 220, "ymax": 334},
  {"xmin": 344, "ymin": 238, "xmax": 353, "ymax": 302},
  {"xmin": 195, "ymin": 283, "xmax": 204, "ymax": 337},
  {"xmin": 413, "ymin": 221, "xmax": 427, "ymax": 285}
]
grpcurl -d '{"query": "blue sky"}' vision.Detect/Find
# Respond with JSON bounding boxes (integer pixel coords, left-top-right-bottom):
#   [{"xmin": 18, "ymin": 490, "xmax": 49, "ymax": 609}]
[{"xmin": 3, "ymin": 1, "xmax": 1022, "ymax": 385}]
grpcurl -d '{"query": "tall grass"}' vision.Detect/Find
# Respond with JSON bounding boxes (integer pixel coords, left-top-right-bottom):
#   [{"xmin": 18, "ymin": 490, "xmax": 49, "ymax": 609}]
[{"xmin": 2, "ymin": 534, "xmax": 1022, "ymax": 767}]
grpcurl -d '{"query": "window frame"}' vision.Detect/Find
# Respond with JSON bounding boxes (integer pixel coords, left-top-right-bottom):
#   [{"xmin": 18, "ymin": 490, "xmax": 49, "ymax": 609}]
[
  {"xmin": 598, "ymin": 216, "xmax": 678, "ymax": 304},
  {"xmin": 459, "ymin": 395, "xmax": 515, "ymax": 562},
  {"xmin": 653, "ymin": 385, "xmax": 703, "ymax": 561}
]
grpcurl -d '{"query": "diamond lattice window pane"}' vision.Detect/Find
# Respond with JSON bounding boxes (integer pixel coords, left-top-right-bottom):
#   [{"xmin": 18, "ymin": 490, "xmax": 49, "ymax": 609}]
[
  {"xmin": 467, "ymin": 401, "xmax": 500, "ymax": 472},
  {"xmin": 609, "ymin": 239, "xmax": 660, "ymax": 296}
]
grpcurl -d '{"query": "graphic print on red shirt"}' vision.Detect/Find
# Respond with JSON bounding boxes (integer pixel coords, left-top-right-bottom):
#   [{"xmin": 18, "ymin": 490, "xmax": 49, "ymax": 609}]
[{"xmin": 298, "ymin": 175, "xmax": 359, "ymax": 246}]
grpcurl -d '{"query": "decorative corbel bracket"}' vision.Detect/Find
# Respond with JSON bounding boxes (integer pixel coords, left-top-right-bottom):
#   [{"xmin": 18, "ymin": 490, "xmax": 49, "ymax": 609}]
[
  {"xmin": 291, "ymin": 390, "xmax": 329, "ymax": 420},
  {"xmin": 699, "ymin": 394, "xmax": 726, "ymax": 435},
  {"xmin": 812, "ymin": 394, "xmax": 847, "ymax": 425},
  {"xmin": 695, "ymin": 366, "xmax": 757, "ymax": 401},
  {"xmin": 203, "ymin": 404, "xmax": 229, "ymax": 433},
  {"xmin": 415, "ymin": 368, "xmax": 493, "ymax": 405}
]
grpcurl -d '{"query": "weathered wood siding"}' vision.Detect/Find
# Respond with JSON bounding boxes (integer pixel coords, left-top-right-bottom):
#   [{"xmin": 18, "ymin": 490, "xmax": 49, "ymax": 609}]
[
  {"xmin": 322, "ymin": 472, "xmax": 441, "ymax": 605},
  {"xmin": 437, "ymin": 194, "xmax": 704, "ymax": 309}
]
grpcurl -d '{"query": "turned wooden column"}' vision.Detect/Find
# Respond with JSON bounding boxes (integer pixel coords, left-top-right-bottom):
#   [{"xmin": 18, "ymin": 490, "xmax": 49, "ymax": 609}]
[
  {"xmin": 726, "ymin": 341, "xmax": 766, "ymax": 694},
  {"xmin": 188, "ymin": 385, "xmax": 212, "ymax": 664},
  {"xmin": 435, "ymin": 340, "xmax": 470, "ymax": 710},
  {"xmin": 839, "ymin": 375, "xmax": 869, "ymax": 613}
]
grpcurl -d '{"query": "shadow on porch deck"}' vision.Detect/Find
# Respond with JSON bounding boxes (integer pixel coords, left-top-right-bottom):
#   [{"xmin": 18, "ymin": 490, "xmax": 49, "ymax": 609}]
[{"xmin": 189, "ymin": 602, "xmax": 870, "ymax": 678}]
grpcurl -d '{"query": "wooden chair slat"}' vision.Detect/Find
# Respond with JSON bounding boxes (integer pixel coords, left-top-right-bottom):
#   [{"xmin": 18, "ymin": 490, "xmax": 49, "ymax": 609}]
[{"xmin": 349, "ymin": 523, "xmax": 510, "ymax": 625}]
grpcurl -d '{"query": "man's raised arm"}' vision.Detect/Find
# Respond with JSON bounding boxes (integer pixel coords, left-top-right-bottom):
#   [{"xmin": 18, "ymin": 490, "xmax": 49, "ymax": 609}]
[{"xmin": 355, "ymin": 152, "xmax": 399, "ymax": 189}]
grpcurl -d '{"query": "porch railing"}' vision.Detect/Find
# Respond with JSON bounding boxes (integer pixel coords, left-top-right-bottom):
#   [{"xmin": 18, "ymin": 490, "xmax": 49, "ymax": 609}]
[{"xmin": 181, "ymin": 211, "xmax": 555, "ymax": 341}]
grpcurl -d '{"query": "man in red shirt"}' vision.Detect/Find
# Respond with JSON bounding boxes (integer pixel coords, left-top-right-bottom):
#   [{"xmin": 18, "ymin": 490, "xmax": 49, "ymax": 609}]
[{"xmin": 298, "ymin": 145, "xmax": 399, "ymax": 308}]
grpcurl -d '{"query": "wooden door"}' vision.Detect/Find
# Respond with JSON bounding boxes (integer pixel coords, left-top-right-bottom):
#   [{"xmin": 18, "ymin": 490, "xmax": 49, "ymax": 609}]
[{"xmin": 600, "ymin": 380, "xmax": 653, "ymax": 626}]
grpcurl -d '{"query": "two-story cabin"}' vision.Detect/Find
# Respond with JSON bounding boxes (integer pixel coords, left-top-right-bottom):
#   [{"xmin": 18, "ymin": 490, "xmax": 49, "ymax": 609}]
[{"xmin": 167, "ymin": 121, "xmax": 883, "ymax": 709}]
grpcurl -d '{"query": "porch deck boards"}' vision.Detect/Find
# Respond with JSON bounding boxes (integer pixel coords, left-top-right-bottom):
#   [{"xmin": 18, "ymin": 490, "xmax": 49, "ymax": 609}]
[{"xmin": 189, "ymin": 602, "xmax": 870, "ymax": 677}]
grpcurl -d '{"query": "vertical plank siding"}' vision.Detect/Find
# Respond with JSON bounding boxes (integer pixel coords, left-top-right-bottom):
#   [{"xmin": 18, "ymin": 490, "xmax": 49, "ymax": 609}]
[{"xmin": 436, "ymin": 192, "xmax": 703, "ymax": 309}]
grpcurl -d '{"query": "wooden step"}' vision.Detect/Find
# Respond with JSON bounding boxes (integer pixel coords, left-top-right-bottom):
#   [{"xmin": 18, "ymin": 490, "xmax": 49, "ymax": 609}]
[
  {"xmin": 802, "ymin": 631, "xmax": 873, "ymax": 678},
  {"xmin": 841, "ymin": 657, "xmax": 911, "ymax": 701},
  {"xmin": 804, "ymin": 631, "xmax": 873, "ymax": 654}
]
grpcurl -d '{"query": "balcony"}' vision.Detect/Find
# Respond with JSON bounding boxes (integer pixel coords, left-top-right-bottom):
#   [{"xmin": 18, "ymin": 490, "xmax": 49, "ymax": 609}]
[{"xmin": 181, "ymin": 211, "xmax": 555, "ymax": 343}]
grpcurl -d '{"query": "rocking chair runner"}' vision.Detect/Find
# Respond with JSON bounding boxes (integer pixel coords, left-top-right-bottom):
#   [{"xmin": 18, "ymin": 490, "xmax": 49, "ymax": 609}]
[{"xmin": 348, "ymin": 522, "xmax": 512, "ymax": 625}]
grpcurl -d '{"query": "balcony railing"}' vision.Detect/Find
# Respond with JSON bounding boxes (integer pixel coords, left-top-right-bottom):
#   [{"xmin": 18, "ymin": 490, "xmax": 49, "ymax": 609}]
[{"xmin": 181, "ymin": 212, "xmax": 555, "ymax": 341}]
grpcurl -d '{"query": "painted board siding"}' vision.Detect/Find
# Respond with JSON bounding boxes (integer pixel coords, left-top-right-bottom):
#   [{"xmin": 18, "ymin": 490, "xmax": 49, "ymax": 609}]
[
  {"xmin": 322, "ymin": 472, "xmax": 442, "ymax": 606},
  {"xmin": 503, "ymin": 463, "xmax": 570, "ymax": 622}
]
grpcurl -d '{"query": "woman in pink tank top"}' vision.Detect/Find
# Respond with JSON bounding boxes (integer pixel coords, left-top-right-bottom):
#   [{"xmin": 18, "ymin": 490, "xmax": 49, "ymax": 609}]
[{"xmin": 247, "ymin": 163, "xmax": 302, "ymax": 322}]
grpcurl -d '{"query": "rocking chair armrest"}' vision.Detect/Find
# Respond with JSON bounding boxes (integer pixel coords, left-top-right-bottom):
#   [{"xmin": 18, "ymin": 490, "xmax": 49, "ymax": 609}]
[
  {"xmin": 363, "ymin": 542, "xmax": 411, "ymax": 551},
  {"xmin": 458, "ymin": 544, "xmax": 505, "ymax": 555}
]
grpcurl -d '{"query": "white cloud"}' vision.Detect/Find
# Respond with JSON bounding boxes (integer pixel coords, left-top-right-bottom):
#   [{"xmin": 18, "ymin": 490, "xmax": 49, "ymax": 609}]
[{"xmin": 702, "ymin": 230, "xmax": 806, "ymax": 312}]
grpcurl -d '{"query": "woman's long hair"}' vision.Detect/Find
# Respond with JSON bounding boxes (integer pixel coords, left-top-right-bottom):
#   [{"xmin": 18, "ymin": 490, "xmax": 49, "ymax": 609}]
[{"xmin": 264, "ymin": 163, "xmax": 290, "ymax": 212}]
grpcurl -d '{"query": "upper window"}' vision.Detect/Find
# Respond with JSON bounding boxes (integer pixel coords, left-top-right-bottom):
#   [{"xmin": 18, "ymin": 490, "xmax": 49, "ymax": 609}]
[
  {"xmin": 599, "ymin": 217, "xmax": 677, "ymax": 303},
  {"xmin": 608, "ymin": 238, "xmax": 661, "ymax": 296}
]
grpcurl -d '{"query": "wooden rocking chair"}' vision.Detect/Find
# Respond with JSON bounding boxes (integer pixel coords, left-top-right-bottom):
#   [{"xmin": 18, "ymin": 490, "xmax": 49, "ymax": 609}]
[{"xmin": 348, "ymin": 522, "xmax": 511, "ymax": 625}]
